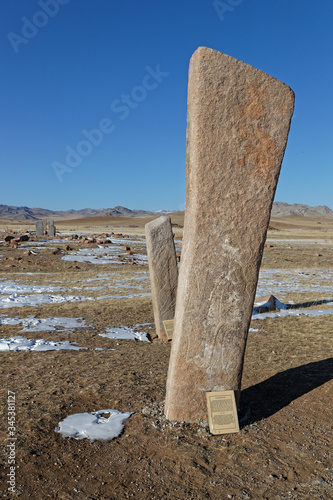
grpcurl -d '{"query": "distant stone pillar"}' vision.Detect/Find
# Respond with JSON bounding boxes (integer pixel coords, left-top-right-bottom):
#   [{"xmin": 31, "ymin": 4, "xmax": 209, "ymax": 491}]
[
  {"xmin": 145, "ymin": 216, "xmax": 178, "ymax": 341},
  {"xmin": 36, "ymin": 220, "xmax": 44, "ymax": 237},
  {"xmin": 48, "ymin": 220, "xmax": 56, "ymax": 237},
  {"xmin": 165, "ymin": 47, "xmax": 294, "ymax": 423}
]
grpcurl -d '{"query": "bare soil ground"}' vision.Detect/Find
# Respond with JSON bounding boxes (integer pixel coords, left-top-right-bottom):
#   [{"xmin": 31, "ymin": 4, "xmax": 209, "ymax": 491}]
[{"xmin": 0, "ymin": 216, "xmax": 332, "ymax": 499}]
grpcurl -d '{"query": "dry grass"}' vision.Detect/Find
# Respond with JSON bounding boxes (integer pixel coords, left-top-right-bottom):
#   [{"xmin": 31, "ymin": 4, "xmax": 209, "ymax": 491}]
[{"xmin": 0, "ymin": 215, "xmax": 332, "ymax": 499}]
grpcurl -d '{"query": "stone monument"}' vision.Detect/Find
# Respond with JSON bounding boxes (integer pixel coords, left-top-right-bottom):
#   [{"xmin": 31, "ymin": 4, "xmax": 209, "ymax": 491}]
[
  {"xmin": 145, "ymin": 216, "xmax": 178, "ymax": 341},
  {"xmin": 35, "ymin": 220, "xmax": 44, "ymax": 237},
  {"xmin": 47, "ymin": 220, "xmax": 56, "ymax": 237},
  {"xmin": 165, "ymin": 47, "xmax": 294, "ymax": 423}
]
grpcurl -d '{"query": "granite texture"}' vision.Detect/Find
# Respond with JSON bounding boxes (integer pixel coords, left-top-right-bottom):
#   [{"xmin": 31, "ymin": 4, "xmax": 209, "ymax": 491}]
[
  {"xmin": 145, "ymin": 216, "xmax": 178, "ymax": 341},
  {"xmin": 165, "ymin": 47, "xmax": 294, "ymax": 422}
]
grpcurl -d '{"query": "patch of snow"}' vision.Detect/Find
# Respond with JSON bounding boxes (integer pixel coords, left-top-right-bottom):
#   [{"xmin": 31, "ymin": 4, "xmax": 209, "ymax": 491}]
[
  {"xmin": 0, "ymin": 281, "xmax": 66, "ymax": 295},
  {"xmin": 0, "ymin": 314, "xmax": 86, "ymax": 332},
  {"xmin": 61, "ymin": 243, "xmax": 148, "ymax": 266},
  {"xmin": 55, "ymin": 409, "xmax": 133, "ymax": 442},
  {"xmin": 100, "ymin": 325, "xmax": 150, "ymax": 342},
  {"xmin": 256, "ymin": 269, "xmax": 333, "ymax": 299},
  {"xmin": 252, "ymin": 308, "xmax": 333, "ymax": 320},
  {"xmin": 106, "ymin": 292, "xmax": 151, "ymax": 300},
  {"xmin": 0, "ymin": 336, "xmax": 86, "ymax": 351},
  {"xmin": 0, "ymin": 293, "xmax": 94, "ymax": 308}
]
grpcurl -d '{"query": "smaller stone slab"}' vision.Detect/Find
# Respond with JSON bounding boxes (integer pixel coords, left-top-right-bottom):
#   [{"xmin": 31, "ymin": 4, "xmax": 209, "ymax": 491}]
[
  {"xmin": 145, "ymin": 216, "xmax": 178, "ymax": 341},
  {"xmin": 36, "ymin": 220, "xmax": 44, "ymax": 237},
  {"xmin": 47, "ymin": 220, "xmax": 56, "ymax": 237}
]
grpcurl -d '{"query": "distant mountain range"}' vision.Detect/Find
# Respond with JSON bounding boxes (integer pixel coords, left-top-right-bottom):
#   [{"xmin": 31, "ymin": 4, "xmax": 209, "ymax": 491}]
[
  {"xmin": 271, "ymin": 202, "xmax": 333, "ymax": 217},
  {"xmin": 0, "ymin": 204, "xmax": 176, "ymax": 221},
  {"xmin": 0, "ymin": 202, "xmax": 332, "ymax": 221}
]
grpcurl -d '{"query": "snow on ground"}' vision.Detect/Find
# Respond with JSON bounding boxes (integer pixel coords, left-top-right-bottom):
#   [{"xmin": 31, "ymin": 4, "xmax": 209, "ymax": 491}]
[
  {"xmin": 265, "ymin": 238, "xmax": 333, "ymax": 246},
  {"xmin": 61, "ymin": 246, "xmax": 147, "ymax": 265},
  {"xmin": 256, "ymin": 269, "xmax": 333, "ymax": 299},
  {"xmin": 252, "ymin": 307, "xmax": 333, "ymax": 321},
  {"xmin": 100, "ymin": 325, "xmax": 150, "ymax": 342},
  {"xmin": 73, "ymin": 272, "xmax": 150, "ymax": 294},
  {"xmin": 2, "ymin": 233, "xmax": 333, "ymax": 339},
  {"xmin": 0, "ymin": 280, "xmax": 66, "ymax": 294},
  {"xmin": 0, "ymin": 314, "xmax": 86, "ymax": 332},
  {"xmin": 55, "ymin": 409, "xmax": 133, "ymax": 442},
  {"xmin": 0, "ymin": 292, "xmax": 95, "ymax": 308},
  {"xmin": 0, "ymin": 290, "xmax": 151, "ymax": 308},
  {"xmin": 62, "ymin": 247, "xmax": 124, "ymax": 265},
  {"xmin": 0, "ymin": 336, "xmax": 86, "ymax": 351},
  {"xmin": 0, "ymin": 269, "xmax": 151, "ymax": 308},
  {"xmin": 59, "ymin": 235, "xmax": 148, "ymax": 266}
]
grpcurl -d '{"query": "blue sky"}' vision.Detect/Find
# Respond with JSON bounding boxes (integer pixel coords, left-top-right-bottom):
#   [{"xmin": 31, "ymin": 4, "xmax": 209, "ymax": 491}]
[{"xmin": 1, "ymin": 0, "xmax": 332, "ymax": 211}]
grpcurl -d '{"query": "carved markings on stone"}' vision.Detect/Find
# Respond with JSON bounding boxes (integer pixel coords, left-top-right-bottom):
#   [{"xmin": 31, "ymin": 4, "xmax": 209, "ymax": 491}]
[
  {"xmin": 165, "ymin": 47, "xmax": 294, "ymax": 422},
  {"xmin": 145, "ymin": 216, "xmax": 178, "ymax": 341}
]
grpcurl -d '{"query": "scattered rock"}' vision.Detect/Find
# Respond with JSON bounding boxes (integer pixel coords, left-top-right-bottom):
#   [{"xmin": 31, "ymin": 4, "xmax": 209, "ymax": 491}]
[{"xmin": 19, "ymin": 234, "xmax": 30, "ymax": 242}]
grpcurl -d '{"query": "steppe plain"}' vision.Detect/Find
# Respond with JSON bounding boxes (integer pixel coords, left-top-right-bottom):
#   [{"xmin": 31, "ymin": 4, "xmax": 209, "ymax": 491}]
[{"xmin": 0, "ymin": 212, "xmax": 332, "ymax": 499}]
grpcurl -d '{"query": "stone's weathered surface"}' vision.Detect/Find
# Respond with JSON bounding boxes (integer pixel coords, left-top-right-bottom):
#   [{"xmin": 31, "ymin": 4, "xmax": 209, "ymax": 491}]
[
  {"xmin": 145, "ymin": 216, "xmax": 178, "ymax": 342},
  {"xmin": 48, "ymin": 220, "xmax": 56, "ymax": 237},
  {"xmin": 165, "ymin": 47, "xmax": 294, "ymax": 423},
  {"xmin": 36, "ymin": 220, "xmax": 44, "ymax": 237}
]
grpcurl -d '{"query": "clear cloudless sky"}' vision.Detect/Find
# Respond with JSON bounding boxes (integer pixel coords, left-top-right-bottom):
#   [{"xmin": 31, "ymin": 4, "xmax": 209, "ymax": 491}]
[{"xmin": 1, "ymin": 0, "xmax": 332, "ymax": 211}]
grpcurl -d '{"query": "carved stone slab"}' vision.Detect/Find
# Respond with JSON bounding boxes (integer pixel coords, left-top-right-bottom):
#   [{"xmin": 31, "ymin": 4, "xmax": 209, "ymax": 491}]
[
  {"xmin": 47, "ymin": 220, "xmax": 56, "ymax": 237},
  {"xmin": 165, "ymin": 47, "xmax": 294, "ymax": 422},
  {"xmin": 145, "ymin": 216, "xmax": 178, "ymax": 341},
  {"xmin": 35, "ymin": 220, "xmax": 44, "ymax": 237}
]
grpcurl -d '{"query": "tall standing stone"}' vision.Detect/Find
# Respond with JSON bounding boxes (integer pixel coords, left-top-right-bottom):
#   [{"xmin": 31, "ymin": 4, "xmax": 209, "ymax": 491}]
[
  {"xmin": 165, "ymin": 47, "xmax": 294, "ymax": 423},
  {"xmin": 47, "ymin": 220, "xmax": 56, "ymax": 237},
  {"xmin": 145, "ymin": 216, "xmax": 178, "ymax": 341},
  {"xmin": 36, "ymin": 220, "xmax": 44, "ymax": 237}
]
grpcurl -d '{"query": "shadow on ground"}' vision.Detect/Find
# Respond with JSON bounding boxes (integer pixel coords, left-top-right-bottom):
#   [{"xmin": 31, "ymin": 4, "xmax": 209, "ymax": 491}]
[
  {"xmin": 289, "ymin": 298, "xmax": 333, "ymax": 309},
  {"xmin": 239, "ymin": 357, "xmax": 333, "ymax": 425}
]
